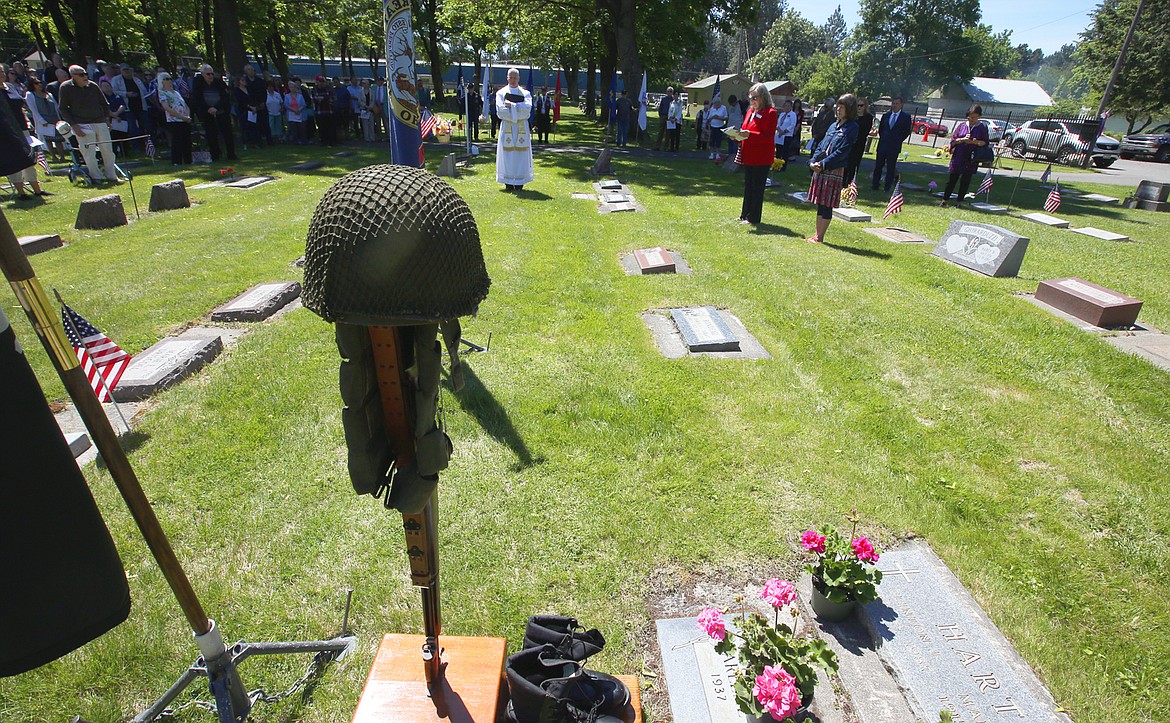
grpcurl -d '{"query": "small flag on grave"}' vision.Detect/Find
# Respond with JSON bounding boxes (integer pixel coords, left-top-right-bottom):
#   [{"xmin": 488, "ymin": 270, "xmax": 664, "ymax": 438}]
[
  {"xmin": 61, "ymin": 304, "xmax": 132, "ymax": 403},
  {"xmin": 1044, "ymin": 182, "xmax": 1061, "ymax": 214},
  {"xmin": 145, "ymin": 136, "xmax": 156, "ymax": 159},
  {"xmin": 420, "ymin": 110, "xmax": 438, "ymax": 139},
  {"xmin": 36, "ymin": 150, "xmax": 51, "ymax": 175},
  {"xmin": 883, "ymin": 182, "xmax": 903, "ymax": 219},
  {"xmin": 977, "ymin": 168, "xmax": 994, "ymax": 195},
  {"xmin": 1039, "ymin": 164, "xmax": 1052, "ymax": 184}
]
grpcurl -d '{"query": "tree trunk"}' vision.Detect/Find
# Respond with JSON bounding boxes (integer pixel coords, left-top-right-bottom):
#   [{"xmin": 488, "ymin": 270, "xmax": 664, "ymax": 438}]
[
  {"xmin": 201, "ymin": 0, "xmax": 214, "ymax": 65},
  {"xmin": 317, "ymin": 36, "xmax": 327, "ymax": 76},
  {"xmin": 268, "ymin": 31, "xmax": 289, "ymax": 79},
  {"xmin": 214, "ymin": 0, "xmax": 247, "ymax": 75},
  {"xmin": 338, "ymin": 29, "xmax": 349, "ymax": 77},
  {"xmin": 585, "ymin": 57, "xmax": 596, "ymax": 118},
  {"xmin": 616, "ymin": 0, "xmax": 641, "ymax": 99}
]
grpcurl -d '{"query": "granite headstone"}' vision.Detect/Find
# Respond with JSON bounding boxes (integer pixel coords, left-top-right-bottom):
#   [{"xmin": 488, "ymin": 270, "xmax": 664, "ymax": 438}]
[
  {"xmin": 1018, "ymin": 212, "xmax": 1069, "ymax": 228},
  {"xmin": 833, "ymin": 207, "xmax": 872, "ymax": 222},
  {"xmin": 148, "ymin": 179, "xmax": 190, "ymax": 211},
  {"xmin": 968, "ymin": 202, "xmax": 1007, "ymax": 214},
  {"xmin": 590, "ymin": 149, "xmax": 614, "ymax": 176},
  {"xmin": 633, "ymin": 247, "xmax": 676, "ymax": 274},
  {"xmin": 1071, "ymin": 227, "xmax": 1129, "ymax": 242},
  {"xmin": 209, "ymin": 282, "xmax": 302, "ymax": 322},
  {"xmin": 671, "ymin": 307, "xmax": 740, "ymax": 352},
  {"xmin": 863, "ymin": 227, "xmax": 931, "ymax": 244},
  {"xmin": 1035, "ymin": 277, "xmax": 1142, "ymax": 327},
  {"xmin": 18, "ymin": 234, "xmax": 63, "ymax": 255},
  {"xmin": 113, "ymin": 335, "xmax": 223, "ymax": 401},
  {"xmin": 75, "ymin": 194, "xmax": 127, "ymax": 229},
  {"xmin": 224, "ymin": 176, "xmax": 276, "ymax": 189},
  {"xmin": 933, "ymin": 220, "xmax": 1029, "ymax": 277}
]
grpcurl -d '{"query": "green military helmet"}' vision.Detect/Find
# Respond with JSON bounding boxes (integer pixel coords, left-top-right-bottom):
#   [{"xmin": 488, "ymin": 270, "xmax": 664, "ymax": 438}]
[{"xmin": 302, "ymin": 164, "xmax": 491, "ymax": 326}]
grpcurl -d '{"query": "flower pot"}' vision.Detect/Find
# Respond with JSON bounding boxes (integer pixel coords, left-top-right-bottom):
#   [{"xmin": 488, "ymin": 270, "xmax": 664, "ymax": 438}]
[
  {"xmin": 746, "ymin": 693, "xmax": 813, "ymax": 722},
  {"xmin": 810, "ymin": 583, "xmax": 855, "ymax": 622},
  {"xmin": 436, "ymin": 133, "xmax": 451, "ymax": 144}
]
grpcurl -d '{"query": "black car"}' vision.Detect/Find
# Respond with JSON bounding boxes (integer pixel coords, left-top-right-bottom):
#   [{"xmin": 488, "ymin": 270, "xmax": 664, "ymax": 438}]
[{"xmin": 1120, "ymin": 123, "xmax": 1170, "ymax": 162}]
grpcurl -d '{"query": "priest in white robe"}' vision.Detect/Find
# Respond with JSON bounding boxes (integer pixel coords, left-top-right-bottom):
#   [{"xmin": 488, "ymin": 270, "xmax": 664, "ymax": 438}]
[{"xmin": 495, "ymin": 68, "xmax": 534, "ymax": 190}]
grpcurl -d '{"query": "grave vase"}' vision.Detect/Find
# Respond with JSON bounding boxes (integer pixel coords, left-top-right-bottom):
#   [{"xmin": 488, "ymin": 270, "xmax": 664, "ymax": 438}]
[
  {"xmin": 809, "ymin": 583, "xmax": 855, "ymax": 622},
  {"xmin": 436, "ymin": 132, "xmax": 452, "ymax": 144}
]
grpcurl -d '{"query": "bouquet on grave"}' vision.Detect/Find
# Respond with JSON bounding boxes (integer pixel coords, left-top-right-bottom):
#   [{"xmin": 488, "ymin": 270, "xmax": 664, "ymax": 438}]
[
  {"xmin": 801, "ymin": 509, "xmax": 883, "ymax": 605},
  {"xmin": 697, "ymin": 579, "xmax": 838, "ymax": 721}
]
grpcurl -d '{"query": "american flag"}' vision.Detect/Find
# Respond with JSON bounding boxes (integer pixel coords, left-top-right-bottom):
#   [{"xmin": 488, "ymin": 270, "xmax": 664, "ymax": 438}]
[
  {"xmin": 977, "ymin": 169, "xmax": 994, "ymax": 195},
  {"xmin": 145, "ymin": 136, "xmax": 156, "ymax": 158},
  {"xmin": 842, "ymin": 180, "xmax": 858, "ymax": 207},
  {"xmin": 36, "ymin": 150, "xmax": 51, "ymax": 175},
  {"xmin": 1044, "ymin": 183, "xmax": 1061, "ymax": 214},
  {"xmin": 61, "ymin": 304, "xmax": 132, "ymax": 403},
  {"xmin": 883, "ymin": 182, "xmax": 903, "ymax": 219},
  {"xmin": 420, "ymin": 110, "xmax": 438, "ymax": 139},
  {"xmin": 1039, "ymin": 164, "xmax": 1052, "ymax": 184}
]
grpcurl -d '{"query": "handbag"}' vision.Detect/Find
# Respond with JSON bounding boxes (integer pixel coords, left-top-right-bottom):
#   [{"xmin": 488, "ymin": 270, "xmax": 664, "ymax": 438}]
[{"xmin": 973, "ymin": 143, "xmax": 994, "ymax": 163}]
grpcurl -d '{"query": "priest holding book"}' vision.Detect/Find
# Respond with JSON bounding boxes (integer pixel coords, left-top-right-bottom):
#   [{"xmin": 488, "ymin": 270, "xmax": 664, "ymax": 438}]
[{"xmin": 495, "ymin": 68, "xmax": 534, "ymax": 191}]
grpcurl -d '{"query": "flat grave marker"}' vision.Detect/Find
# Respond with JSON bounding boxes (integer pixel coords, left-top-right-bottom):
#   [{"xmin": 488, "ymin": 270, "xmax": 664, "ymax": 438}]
[
  {"xmin": 18, "ymin": 234, "xmax": 63, "ymax": 255},
  {"xmin": 863, "ymin": 227, "xmax": 932, "ymax": 244},
  {"xmin": 933, "ymin": 220, "xmax": 1029, "ymax": 277},
  {"xmin": 209, "ymin": 282, "xmax": 302, "ymax": 322},
  {"xmin": 1079, "ymin": 193, "xmax": 1119, "ymax": 204},
  {"xmin": 1018, "ymin": 212, "xmax": 1069, "ymax": 228},
  {"xmin": 787, "ymin": 191, "xmax": 811, "ymax": 203},
  {"xmin": 671, "ymin": 307, "xmax": 740, "ymax": 352},
  {"xmin": 113, "ymin": 334, "xmax": 223, "ymax": 401},
  {"xmin": 833, "ymin": 207, "xmax": 872, "ymax": 222},
  {"xmin": 598, "ymin": 179, "xmax": 623, "ymax": 190},
  {"xmin": 633, "ymin": 247, "xmax": 676, "ymax": 274},
  {"xmin": 65, "ymin": 431, "xmax": 91, "ymax": 458},
  {"xmin": 1071, "ymin": 227, "xmax": 1129, "ymax": 242},
  {"xmin": 933, "ymin": 191, "xmax": 975, "ymax": 200},
  {"xmin": 862, "ymin": 542, "xmax": 1072, "ymax": 722},
  {"xmin": 602, "ymin": 193, "xmax": 629, "ymax": 203},
  {"xmin": 601, "ymin": 201, "xmax": 637, "ymax": 213},
  {"xmin": 1035, "ymin": 277, "xmax": 1142, "ymax": 328},
  {"xmin": 644, "ymin": 310, "xmax": 769, "ymax": 359},
  {"xmin": 289, "ymin": 160, "xmax": 325, "ymax": 171},
  {"xmin": 900, "ymin": 182, "xmax": 926, "ymax": 192},
  {"xmin": 968, "ymin": 201, "xmax": 1007, "ymax": 214},
  {"xmin": 224, "ymin": 176, "xmax": 276, "ymax": 189},
  {"xmin": 571, "ymin": 193, "xmax": 596, "ymax": 200}
]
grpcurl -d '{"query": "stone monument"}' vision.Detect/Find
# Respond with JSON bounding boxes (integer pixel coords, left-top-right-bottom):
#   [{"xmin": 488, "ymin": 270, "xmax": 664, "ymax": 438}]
[
  {"xmin": 1035, "ymin": 278, "xmax": 1142, "ymax": 328},
  {"xmin": 932, "ymin": 220, "xmax": 1029, "ymax": 277},
  {"xmin": 148, "ymin": 179, "xmax": 191, "ymax": 212},
  {"xmin": 75, "ymin": 194, "xmax": 127, "ymax": 230},
  {"xmin": 589, "ymin": 148, "xmax": 614, "ymax": 176}
]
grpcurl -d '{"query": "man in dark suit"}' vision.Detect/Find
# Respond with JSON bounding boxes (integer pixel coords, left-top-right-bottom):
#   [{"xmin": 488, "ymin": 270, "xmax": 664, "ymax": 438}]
[
  {"xmin": 532, "ymin": 87, "xmax": 552, "ymax": 143},
  {"xmin": 189, "ymin": 64, "xmax": 237, "ymax": 161},
  {"xmin": 872, "ymin": 96, "xmax": 911, "ymax": 192}
]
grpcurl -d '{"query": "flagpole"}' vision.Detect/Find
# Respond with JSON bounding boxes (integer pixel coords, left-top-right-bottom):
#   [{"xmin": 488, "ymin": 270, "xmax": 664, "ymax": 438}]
[{"xmin": 53, "ymin": 289, "xmax": 132, "ymax": 433}]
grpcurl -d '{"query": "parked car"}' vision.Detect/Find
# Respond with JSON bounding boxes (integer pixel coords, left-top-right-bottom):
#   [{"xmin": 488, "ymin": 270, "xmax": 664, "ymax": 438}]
[
  {"xmin": 911, "ymin": 117, "xmax": 949, "ymax": 137},
  {"xmin": 980, "ymin": 119, "xmax": 1007, "ymax": 142},
  {"xmin": 1119, "ymin": 123, "xmax": 1170, "ymax": 162},
  {"xmin": 1007, "ymin": 119, "xmax": 1120, "ymax": 167}
]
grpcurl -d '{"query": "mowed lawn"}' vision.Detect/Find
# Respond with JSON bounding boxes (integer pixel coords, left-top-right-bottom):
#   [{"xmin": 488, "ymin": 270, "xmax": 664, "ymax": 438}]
[{"xmin": 1, "ymin": 108, "xmax": 1168, "ymax": 722}]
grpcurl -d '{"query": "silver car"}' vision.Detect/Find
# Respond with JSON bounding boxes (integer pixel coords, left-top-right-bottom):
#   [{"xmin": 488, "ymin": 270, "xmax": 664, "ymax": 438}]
[
  {"xmin": 1008, "ymin": 119, "xmax": 1120, "ymax": 168},
  {"xmin": 980, "ymin": 119, "xmax": 1007, "ymax": 142}
]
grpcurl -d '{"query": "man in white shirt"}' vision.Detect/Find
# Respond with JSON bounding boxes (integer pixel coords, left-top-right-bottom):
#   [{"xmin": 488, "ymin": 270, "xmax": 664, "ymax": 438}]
[
  {"xmin": 110, "ymin": 63, "xmax": 149, "ymax": 140},
  {"xmin": 774, "ymin": 100, "xmax": 797, "ymax": 170},
  {"xmin": 667, "ymin": 95, "xmax": 684, "ymax": 152},
  {"xmin": 495, "ymin": 68, "xmax": 533, "ymax": 190},
  {"xmin": 706, "ymin": 96, "xmax": 728, "ymax": 160}
]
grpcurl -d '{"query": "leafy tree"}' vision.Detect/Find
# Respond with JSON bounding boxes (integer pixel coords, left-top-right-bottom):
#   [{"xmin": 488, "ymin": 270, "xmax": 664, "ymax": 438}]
[
  {"xmin": 850, "ymin": 0, "xmax": 980, "ymax": 99},
  {"xmin": 748, "ymin": 9, "xmax": 821, "ymax": 80},
  {"xmin": 1072, "ymin": 0, "xmax": 1170, "ymax": 132},
  {"xmin": 818, "ymin": 6, "xmax": 847, "ymax": 55},
  {"xmin": 790, "ymin": 50, "xmax": 856, "ymax": 100},
  {"xmin": 961, "ymin": 24, "xmax": 1017, "ymax": 79}
]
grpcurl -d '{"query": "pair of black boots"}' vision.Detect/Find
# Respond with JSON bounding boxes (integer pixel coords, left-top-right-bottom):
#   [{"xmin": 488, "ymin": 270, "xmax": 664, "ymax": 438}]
[{"xmin": 505, "ymin": 615, "xmax": 631, "ymax": 722}]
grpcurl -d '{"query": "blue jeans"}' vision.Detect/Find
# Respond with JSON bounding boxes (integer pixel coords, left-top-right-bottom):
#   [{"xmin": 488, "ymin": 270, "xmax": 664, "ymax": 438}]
[{"xmin": 616, "ymin": 121, "xmax": 628, "ymax": 146}]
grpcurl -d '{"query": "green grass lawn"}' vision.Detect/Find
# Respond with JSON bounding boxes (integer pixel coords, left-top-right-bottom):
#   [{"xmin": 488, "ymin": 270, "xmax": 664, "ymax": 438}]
[{"xmin": 1, "ymin": 108, "xmax": 1168, "ymax": 722}]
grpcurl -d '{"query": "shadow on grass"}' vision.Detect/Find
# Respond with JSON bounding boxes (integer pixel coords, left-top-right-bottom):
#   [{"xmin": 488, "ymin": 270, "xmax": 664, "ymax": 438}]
[
  {"xmin": 823, "ymin": 241, "xmax": 893, "ymax": 260},
  {"xmin": 449, "ymin": 364, "xmax": 541, "ymax": 470},
  {"xmin": 95, "ymin": 429, "xmax": 151, "ymax": 470}
]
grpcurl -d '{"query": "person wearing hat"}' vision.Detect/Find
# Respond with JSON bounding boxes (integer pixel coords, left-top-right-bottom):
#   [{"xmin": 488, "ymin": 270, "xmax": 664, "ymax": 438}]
[
  {"xmin": 190, "ymin": 63, "xmax": 238, "ymax": 161},
  {"xmin": 111, "ymin": 63, "xmax": 149, "ymax": 143},
  {"xmin": 58, "ymin": 64, "xmax": 119, "ymax": 183}
]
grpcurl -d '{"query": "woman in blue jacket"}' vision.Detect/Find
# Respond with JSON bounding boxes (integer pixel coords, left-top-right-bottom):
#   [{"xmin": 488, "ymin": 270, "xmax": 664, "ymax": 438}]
[{"xmin": 806, "ymin": 94, "xmax": 859, "ymax": 244}]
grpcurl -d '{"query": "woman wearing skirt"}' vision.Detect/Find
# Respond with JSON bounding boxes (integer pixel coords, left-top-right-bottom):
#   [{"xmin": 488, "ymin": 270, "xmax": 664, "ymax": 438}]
[{"xmin": 806, "ymin": 94, "xmax": 859, "ymax": 244}]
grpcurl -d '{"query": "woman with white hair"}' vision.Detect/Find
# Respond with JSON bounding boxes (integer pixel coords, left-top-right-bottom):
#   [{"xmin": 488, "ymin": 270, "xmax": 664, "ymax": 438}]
[{"xmin": 495, "ymin": 68, "xmax": 533, "ymax": 191}]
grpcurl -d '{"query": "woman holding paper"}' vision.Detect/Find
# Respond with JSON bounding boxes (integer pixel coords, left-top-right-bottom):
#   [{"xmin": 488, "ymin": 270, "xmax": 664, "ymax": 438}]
[{"xmin": 733, "ymin": 83, "xmax": 778, "ymax": 226}]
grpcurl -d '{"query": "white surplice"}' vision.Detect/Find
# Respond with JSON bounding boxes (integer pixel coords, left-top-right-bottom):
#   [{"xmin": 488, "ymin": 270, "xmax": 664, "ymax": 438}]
[{"xmin": 495, "ymin": 85, "xmax": 534, "ymax": 186}]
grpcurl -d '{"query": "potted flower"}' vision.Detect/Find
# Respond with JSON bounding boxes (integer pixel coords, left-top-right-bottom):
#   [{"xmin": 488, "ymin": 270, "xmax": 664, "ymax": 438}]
[
  {"xmin": 435, "ymin": 117, "xmax": 453, "ymax": 143},
  {"xmin": 801, "ymin": 510, "xmax": 883, "ymax": 621},
  {"xmin": 697, "ymin": 579, "xmax": 839, "ymax": 722}
]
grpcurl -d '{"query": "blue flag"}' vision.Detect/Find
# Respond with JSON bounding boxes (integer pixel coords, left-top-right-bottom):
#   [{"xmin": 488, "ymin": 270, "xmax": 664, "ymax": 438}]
[
  {"xmin": 607, "ymin": 70, "xmax": 618, "ymax": 126},
  {"xmin": 526, "ymin": 66, "xmax": 534, "ymax": 94},
  {"xmin": 383, "ymin": 0, "xmax": 422, "ymax": 166}
]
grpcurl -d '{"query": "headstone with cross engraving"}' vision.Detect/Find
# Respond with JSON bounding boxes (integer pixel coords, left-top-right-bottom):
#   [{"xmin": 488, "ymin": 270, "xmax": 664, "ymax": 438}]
[{"xmin": 857, "ymin": 542, "xmax": 1071, "ymax": 722}]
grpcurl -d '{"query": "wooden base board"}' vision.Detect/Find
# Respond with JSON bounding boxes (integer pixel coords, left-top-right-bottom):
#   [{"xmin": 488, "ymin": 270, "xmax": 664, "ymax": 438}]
[
  {"xmin": 352, "ymin": 635, "xmax": 643, "ymax": 723},
  {"xmin": 353, "ymin": 634, "xmax": 507, "ymax": 722}
]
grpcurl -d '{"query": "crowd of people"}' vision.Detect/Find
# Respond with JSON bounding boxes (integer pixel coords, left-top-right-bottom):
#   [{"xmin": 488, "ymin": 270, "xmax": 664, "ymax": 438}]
[{"xmin": 2, "ymin": 54, "xmax": 432, "ymax": 195}]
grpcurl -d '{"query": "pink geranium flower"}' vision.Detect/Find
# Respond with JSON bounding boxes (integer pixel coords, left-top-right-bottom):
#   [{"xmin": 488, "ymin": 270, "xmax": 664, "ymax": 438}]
[
  {"xmin": 760, "ymin": 579, "xmax": 797, "ymax": 609},
  {"xmin": 801, "ymin": 530, "xmax": 826, "ymax": 554},
  {"xmin": 851, "ymin": 536, "xmax": 879, "ymax": 563},
  {"xmin": 697, "ymin": 606, "xmax": 726, "ymax": 641},
  {"xmin": 753, "ymin": 664, "xmax": 801, "ymax": 720}
]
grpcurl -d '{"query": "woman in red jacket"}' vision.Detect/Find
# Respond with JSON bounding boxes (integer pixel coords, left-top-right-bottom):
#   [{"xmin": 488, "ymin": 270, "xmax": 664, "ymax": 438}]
[{"xmin": 736, "ymin": 83, "xmax": 779, "ymax": 225}]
